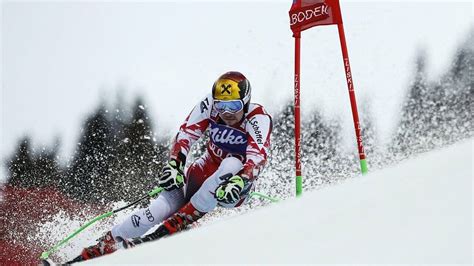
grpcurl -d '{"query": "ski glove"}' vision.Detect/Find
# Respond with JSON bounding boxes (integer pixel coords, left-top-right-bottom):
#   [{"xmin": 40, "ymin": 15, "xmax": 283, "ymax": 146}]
[
  {"xmin": 159, "ymin": 160, "xmax": 184, "ymax": 191},
  {"xmin": 215, "ymin": 174, "xmax": 247, "ymax": 204}
]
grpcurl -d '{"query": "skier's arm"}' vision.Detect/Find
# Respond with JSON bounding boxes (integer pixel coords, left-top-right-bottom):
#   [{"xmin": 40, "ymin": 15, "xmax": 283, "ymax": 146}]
[
  {"xmin": 169, "ymin": 94, "xmax": 213, "ymax": 164},
  {"xmin": 214, "ymin": 111, "xmax": 271, "ymax": 204},
  {"xmin": 241, "ymin": 110, "xmax": 272, "ymax": 181},
  {"xmin": 160, "ymin": 95, "xmax": 212, "ymax": 191}
]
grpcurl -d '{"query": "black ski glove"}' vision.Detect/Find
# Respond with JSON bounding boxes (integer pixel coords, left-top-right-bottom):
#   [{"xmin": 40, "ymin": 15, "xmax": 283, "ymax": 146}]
[
  {"xmin": 158, "ymin": 160, "xmax": 184, "ymax": 191},
  {"xmin": 215, "ymin": 173, "xmax": 248, "ymax": 204}
]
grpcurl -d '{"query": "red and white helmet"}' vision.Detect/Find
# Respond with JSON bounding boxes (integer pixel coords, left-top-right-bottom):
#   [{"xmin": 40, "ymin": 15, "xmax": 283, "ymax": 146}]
[{"xmin": 212, "ymin": 71, "xmax": 252, "ymax": 112}]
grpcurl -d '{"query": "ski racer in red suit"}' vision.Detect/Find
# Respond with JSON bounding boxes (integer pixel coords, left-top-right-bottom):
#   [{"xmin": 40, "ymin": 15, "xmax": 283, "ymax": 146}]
[{"xmin": 74, "ymin": 71, "xmax": 273, "ymax": 262}]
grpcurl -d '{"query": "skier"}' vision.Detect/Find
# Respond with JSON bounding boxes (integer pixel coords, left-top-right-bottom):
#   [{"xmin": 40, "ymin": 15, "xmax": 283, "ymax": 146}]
[{"xmin": 73, "ymin": 71, "xmax": 272, "ymax": 262}]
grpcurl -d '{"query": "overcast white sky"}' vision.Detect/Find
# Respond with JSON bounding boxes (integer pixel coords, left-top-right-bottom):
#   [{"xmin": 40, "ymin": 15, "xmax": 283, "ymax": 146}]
[{"xmin": 1, "ymin": 1, "xmax": 472, "ymax": 182}]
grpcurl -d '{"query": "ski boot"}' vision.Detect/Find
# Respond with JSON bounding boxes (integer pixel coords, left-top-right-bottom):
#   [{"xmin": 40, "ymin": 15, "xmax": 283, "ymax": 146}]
[
  {"xmin": 128, "ymin": 202, "xmax": 206, "ymax": 247},
  {"xmin": 68, "ymin": 231, "xmax": 117, "ymax": 263}
]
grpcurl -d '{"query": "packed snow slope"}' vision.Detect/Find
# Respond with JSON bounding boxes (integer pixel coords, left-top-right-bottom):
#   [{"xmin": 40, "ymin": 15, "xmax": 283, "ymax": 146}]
[{"xmin": 85, "ymin": 140, "xmax": 472, "ymax": 264}]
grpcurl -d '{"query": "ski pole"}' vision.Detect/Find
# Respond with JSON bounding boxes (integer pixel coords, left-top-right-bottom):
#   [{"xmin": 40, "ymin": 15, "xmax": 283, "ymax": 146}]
[
  {"xmin": 40, "ymin": 187, "xmax": 163, "ymax": 260},
  {"xmin": 250, "ymin": 192, "xmax": 279, "ymax": 202}
]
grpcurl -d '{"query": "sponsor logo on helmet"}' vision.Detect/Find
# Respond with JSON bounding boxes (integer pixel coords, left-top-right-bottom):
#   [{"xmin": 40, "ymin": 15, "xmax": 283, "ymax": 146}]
[
  {"xmin": 214, "ymin": 79, "xmax": 241, "ymax": 101},
  {"xmin": 221, "ymin": 84, "xmax": 232, "ymax": 95}
]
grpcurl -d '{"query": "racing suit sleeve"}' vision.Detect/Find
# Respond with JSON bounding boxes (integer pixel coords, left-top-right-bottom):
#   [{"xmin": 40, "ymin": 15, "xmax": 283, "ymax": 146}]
[
  {"xmin": 169, "ymin": 94, "xmax": 213, "ymax": 163},
  {"xmin": 241, "ymin": 106, "xmax": 272, "ymax": 181}
]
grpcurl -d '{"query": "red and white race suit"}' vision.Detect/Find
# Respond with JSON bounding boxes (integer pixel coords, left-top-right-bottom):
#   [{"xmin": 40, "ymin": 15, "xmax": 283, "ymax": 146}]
[
  {"xmin": 170, "ymin": 93, "xmax": 272, "ymax": 204},
  {"xmin": 111, "ymin": 94, "xmax": 272, "ymax": 240}
]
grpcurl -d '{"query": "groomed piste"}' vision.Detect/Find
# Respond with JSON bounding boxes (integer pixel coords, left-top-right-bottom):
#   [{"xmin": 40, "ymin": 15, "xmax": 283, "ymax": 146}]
[{"xmin": 85, "ymin": 139, "xmax": 472, "ymax": 264}]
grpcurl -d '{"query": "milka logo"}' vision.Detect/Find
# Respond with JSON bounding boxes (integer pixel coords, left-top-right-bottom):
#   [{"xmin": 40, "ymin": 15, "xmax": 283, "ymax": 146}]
[
  {"xmin": 210, "ymin": 127, "xmax": 246, "ymax": 145},
  {"xmin": 249, "ymin": 118, "xmax": 264, "ymax": 145},
  {"xmin": 290, "ymin": 3, "xmax": 329, "ymax": 26}
]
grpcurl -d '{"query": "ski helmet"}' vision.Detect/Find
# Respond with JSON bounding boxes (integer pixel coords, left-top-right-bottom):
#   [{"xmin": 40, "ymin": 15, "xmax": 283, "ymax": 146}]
[{"xmin": 212, "ymin": 71, "xmax": 252, "ymax": 113}]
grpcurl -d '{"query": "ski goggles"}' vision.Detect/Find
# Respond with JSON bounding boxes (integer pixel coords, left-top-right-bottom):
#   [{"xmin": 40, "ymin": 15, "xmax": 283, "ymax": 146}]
[{"xmin": 214, "ymin": 100, "xmax": 244, "ymax": 114}]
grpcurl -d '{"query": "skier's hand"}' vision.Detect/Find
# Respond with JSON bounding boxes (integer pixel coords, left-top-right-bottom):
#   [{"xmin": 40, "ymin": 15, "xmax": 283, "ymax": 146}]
[
  {"xmin": 158, "ymin": 160, "xmax": 184, "ymax": 191},
  {"xmin": 215, "ymin": 174, "xmax": 247, "ymax": 204}
]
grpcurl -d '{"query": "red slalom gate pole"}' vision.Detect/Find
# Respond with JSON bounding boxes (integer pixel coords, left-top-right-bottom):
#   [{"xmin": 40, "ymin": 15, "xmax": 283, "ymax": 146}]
[
  {"xmin": 294, "ymin": 31, "xmax": 303, "ymax": 196},
  {"xmin": 336, "ymin": 23, "xmax": 368, "ymax": 174}
]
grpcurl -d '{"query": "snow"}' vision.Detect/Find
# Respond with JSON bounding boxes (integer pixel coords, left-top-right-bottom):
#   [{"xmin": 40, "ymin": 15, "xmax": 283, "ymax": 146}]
[{"xmin": 83, "ymin": 139, "xmax": 473, "ymax": 264}]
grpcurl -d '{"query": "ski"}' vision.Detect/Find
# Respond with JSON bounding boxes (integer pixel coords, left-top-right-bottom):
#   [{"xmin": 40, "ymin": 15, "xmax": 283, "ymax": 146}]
[
  {"xmin": 40, "ymin": 252, "xmax": 105, "ymax": 265},
  {"xmin": 120, "ymin": 226, "xmax": 169, "ymax": 249},
  {"xmin": 40, "ymin": 223, "xmax": 177, "ymax": 265},
  {"xmin": 38, "ymin": 236, "xmax": 158, "ymax": 265},
  {"xmin": 40, "ymin": 250, "xmax": 94, "ymax": 265},
  {"xmin": 40, "ymin": 258, "xmax": 71, "ymax": 266}
]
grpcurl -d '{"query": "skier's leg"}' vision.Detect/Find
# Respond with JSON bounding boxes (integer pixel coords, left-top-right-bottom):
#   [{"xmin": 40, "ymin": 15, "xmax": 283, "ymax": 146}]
[
  {"xmin": 111, "ymin": 188, "xmax": 185, "ymax": 240},
  {"xmin": 190, "ymin": 156, "xmax": 244, "ymax": 212},
  {"xmin": 133, "ymin": 156, "xmax": 244, "ymax": 245},
  {"xmin": 161, "ymin": 156, "xmax": 243, "ymax": 233},
  {"xmin": 183, "ymin": 152, "xmax": 219, "ymax": 201},
  {"xmin": 75, "ymin": 189, "xmax": 185, "ymax": 261}
]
